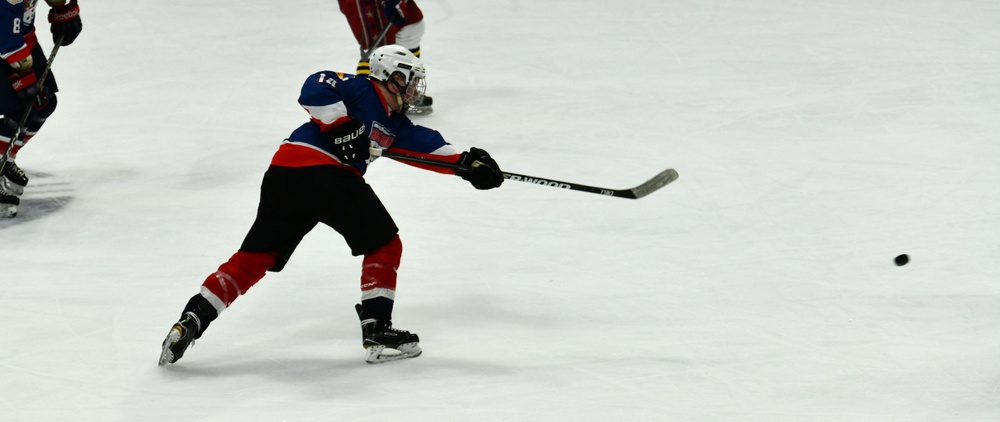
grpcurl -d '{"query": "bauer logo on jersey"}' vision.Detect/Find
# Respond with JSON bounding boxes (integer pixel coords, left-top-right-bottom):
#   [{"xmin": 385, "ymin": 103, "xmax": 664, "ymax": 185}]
[{"xmin": 368, "ymin": 121, "xmax": 395, "ymax": 147}]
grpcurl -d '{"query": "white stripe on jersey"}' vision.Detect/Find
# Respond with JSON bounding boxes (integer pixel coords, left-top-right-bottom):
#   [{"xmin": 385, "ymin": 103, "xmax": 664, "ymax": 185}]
[
  {"xmin": 428, "ymin": 144, "xmax": 459, "ymax": 156},
  {"xmin": 302, "ymin": 102, "xmax": 349, "ymax": 126}
]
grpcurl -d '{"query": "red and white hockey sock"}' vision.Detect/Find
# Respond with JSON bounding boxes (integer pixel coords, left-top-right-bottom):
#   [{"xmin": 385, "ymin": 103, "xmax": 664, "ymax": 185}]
[
  {"xmin": 361, "ymin": 234, "xmax": 402, "ymax": 300},
  {"xmin": 0, "ymin": 133, "xmax": 33, "ymax": 159},
  {"xmin": 359, "ymin": 235, "xmax": 402, "ymax": 320},
  {"xmin": 200, "ymin": 250, "xmax": 278, "ymax": 314}
]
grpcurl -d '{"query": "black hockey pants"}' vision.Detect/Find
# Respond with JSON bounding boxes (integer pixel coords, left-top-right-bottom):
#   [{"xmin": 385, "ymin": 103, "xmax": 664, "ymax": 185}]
[{"xmin": 240, "ymin": 165, "xmax": 399, "ymax": 272}]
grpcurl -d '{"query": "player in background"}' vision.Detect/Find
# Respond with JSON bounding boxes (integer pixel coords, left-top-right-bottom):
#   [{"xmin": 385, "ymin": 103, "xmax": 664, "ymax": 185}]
[
  {"xmin": 338, "ymin": 0, "xmax": 434, "ymax": 114},
  {"xmin": 159, "ymin": 45, "xmax": 503, "ymax": 366},
  {"xmin": 0, "ymin": 0, "xmax": 82, "ymax": 218}
]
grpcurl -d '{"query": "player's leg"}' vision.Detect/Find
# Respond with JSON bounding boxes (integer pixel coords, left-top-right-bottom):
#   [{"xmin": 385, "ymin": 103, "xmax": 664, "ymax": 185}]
[
  {"xmin": 305, "ymin": 166, "xmax": 420, "ymax": 362},
  {"xmin": 0, "ymin": 94, "xmax": 57, "ymax": 195},
  {"xmin": 0, "ymin": 45, "xmax": 61, "ymax": 217},
  {"xmin": 160, "ymin": 167, "xmax": 315, "ymax": 365},
  {"xmin": 394, "ymin": 1, "xmax": 425, "ymax": 57},
  {"xmin": 393, "ymin": 2, "xmax": 432, "ymax": 114},
  {"xmin": 353, "ymin": 235, "xmax": 421, "ymax": 363},
  {"xmin": 339, "ymin": 0, "xmax": 393, "ymax": 76}
]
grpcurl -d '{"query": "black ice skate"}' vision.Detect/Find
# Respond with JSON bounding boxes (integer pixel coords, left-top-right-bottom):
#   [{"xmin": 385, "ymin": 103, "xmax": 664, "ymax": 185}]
[
  {"xmin": 0, "ymin": 192, "xmax": 18, "ymax": 218},
  {"xmin": 159, "ymin": 294, "xmax": 219, "ymax": 366},
  {"xmin": 355, "ymin": 304, "xmax": 421, "ymax": 364},
  {"xmin": 1, "ymin": 161, "xmax": 28, "ymax": 196},
  {"xmin": 158, "ymin": 312, "xmax": 202, "ymax": 366},
  {"xmin": 406, "ymin": 95, "xmax": 433, "ymax": 115}
]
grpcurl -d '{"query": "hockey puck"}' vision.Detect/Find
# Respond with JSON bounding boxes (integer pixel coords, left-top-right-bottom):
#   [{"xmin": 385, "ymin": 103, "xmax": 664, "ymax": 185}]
[{"xmin": 894, "ymin": 254, "xmax": 909, "ymax": 266}]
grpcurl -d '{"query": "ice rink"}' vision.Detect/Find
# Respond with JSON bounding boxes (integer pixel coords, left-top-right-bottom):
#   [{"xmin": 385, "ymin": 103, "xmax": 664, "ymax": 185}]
[{"xmin": 2, "ymin": 1, "xmax": 998, "ymax": 420}]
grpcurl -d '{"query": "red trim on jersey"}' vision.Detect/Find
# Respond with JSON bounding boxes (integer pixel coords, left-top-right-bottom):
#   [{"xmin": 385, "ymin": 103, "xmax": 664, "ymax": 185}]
[
  {"xmin": 269, "ymin": 143, "xmax": 363, "ymax": 177},
  {"xmin": 312, "ymin": 114, "xmax": 353, "ymax": 132},
  {"xmin": 386, "ymin": 147, "xmax": 462, "ymax": 175},
  {"xmin": 371, "ymin": 79, "xmax": 394, "ymax": 115},
  {"xmin": 4, "ymin": 31, "xmax": 37, "ymax": 65}
]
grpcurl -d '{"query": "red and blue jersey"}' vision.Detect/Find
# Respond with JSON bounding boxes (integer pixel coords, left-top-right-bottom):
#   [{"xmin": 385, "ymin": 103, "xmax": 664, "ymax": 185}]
[
  {"xmin": 0, "ymin": 0, "xmax": 39, "ymax": 67},
  {"xmin": 271, "ymin": 71, "xmax": 460, "ymax": 176}
]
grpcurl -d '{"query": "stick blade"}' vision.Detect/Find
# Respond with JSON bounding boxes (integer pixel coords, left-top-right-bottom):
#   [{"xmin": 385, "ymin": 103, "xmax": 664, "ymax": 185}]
[{"xmin": 627, "ymin": 169, "xmax": 679, "ymax": 199}]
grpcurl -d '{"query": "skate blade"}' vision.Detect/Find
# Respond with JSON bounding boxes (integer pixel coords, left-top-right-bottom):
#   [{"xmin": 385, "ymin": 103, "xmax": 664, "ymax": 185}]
[
  {"xmin": 157, "ymin": 328, "xmax": 182, "ymax": 366},
  {"xmin": 1, "ymin": 177, "xmax": 25, "ymax": 196},
  {"xmin": 0, "ymin": 204, "xmax": 16, "ymax": 218},
  {"xmin": 364, "ymin": 342, "xmax": 422, "ymax": 364}
]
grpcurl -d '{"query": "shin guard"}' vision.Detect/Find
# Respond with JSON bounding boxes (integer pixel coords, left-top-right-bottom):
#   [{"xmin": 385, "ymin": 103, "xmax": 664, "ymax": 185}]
[
  {"xmin": 360, "ymin": 235, "xmax": 402, "ymax": 304},
  {"xmin": 200, "ymin": 251, "xmax": 278, "ymax": 312}
]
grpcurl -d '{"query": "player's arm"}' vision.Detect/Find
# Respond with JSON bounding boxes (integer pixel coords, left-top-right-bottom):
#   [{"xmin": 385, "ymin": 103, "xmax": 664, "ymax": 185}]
[
  {"xmin": 0, "ymin": 6, "xmax": 37, "ymax": 101},
  {"xmin": 385, "ymin": 124, "xmax": 458, "ymax": 173},
  {"xmin": 388, "ymin": 125, "xmax": 503, "ymax": 190},
  {"xmin": 45, "ymin": 0, "xmax": 82, "ymax": 46},
  {"xmin": 0, "ymin": 5, "xmax": 30, "ymax": 64},
  {"xmin": 298, "ymin": 72, "xmax": 370, "ymax": 164},
  {"xmin": 299, "ymin": 71, "xmax": 355, "ymax": 130},
  {"xmin": 383, "ymin": 0, "xmax": 408, "ymax": 25}
]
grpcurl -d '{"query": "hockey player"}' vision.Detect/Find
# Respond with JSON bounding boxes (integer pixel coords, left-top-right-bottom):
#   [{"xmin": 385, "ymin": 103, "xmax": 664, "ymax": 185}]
[
  {"xmin": 159, "ymin": 45, "xmax": 503, "ymax": 366},
  {"xmin": 338, "ymin": 0, "xmax": 434, "ymax": 114},
  {"xmin": 0, "ymin": 0, "xmax": 82, "ymax": 218}
]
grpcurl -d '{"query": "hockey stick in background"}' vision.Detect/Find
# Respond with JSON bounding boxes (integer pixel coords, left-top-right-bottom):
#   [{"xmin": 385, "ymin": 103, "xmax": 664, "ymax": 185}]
[
  {"xmin": 361, "ymin": 12, "xmax": 397, "ymax": 60},
  {"xmin": 0, "ymin": 37, "xmax": 64, "ymax": 175},
  {"xmin": 371, "ymin": 148, "xmax": 679, "ymax": 200}
]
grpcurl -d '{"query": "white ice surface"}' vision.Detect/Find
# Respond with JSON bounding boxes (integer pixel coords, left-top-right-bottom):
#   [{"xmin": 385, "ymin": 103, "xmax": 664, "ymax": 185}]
[{"xmin": 2, "ymin": 1, "xmax": 999, "ymax": 421}]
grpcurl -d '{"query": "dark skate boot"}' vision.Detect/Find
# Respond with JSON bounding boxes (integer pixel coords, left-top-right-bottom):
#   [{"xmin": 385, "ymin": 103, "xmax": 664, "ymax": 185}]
[
  {"xmin": 158, "ymin": 294, "xmax": 219, "ymax": 366},
  {"xmin": 1, "ymin": 161, "xmax": 28, "ymax": 196},
  {"xmin": 355, "ymin": 303, "xmax": 421, "ymax": 363},
  {"xmin": 158, "ymin": 312, "xmax": 202, "ymax": 366}
]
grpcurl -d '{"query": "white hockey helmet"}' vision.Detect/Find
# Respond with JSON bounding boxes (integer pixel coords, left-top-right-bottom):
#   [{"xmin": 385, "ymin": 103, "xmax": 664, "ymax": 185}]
[{"xmin": 368, "ymin": 45, "xmax": 427, "ymax": 108}]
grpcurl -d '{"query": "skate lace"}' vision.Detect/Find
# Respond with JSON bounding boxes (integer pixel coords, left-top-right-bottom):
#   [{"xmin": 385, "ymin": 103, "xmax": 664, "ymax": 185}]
[
  {"xmin": 386, "ymin": 327, "xmax": 407, "ymax": 336},
  {"xmin": 3, "ymin": 162, "xmax": 26, "ymax": 182},
  {"xmin": 381, "ymin": 322, "xmax": 412, "ymax": 335},
  {"xmin": 369, "ymin": 322, "xmax": 413, "ymax": 340}
]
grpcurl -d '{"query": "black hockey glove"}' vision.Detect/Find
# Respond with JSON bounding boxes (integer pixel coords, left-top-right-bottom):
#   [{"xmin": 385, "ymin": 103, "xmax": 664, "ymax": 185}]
[
  {"xmin": 8, "ymin": 70, "xmax": 39, "ymax": 103},
  {"xmin": 456, "ymin": 147, "xmax": 504, "ymax": 190},
  {"xmin": 48, "ymin": 0, "xmax": 82, "ymax": 46},
  {"xmin": 382, "ymin": 0, "xmax": 407, "ymax": 26},
  {"xmin": 325, "ymin": 117, "xmax": 370, "ymax": 164}
]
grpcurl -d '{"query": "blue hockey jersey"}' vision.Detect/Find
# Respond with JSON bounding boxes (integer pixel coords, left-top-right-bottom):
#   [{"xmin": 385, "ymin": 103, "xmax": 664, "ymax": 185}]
[
  {"xmin": 271, "ymin": 71, "xmax": 460, "ymax": 176},
  {"xmin": 0, "ymin": 0, "xmax": 39, "ymax": 66}
]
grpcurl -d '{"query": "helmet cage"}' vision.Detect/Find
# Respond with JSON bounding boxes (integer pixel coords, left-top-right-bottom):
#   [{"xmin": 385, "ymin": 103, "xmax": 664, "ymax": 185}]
[
  {"xmin": 369, "ymin": 45, "xmax": 427, "ymax": 108},
  {"xmin": 395, "ymin": 72, "xmax": 426, "ymax": 110}
]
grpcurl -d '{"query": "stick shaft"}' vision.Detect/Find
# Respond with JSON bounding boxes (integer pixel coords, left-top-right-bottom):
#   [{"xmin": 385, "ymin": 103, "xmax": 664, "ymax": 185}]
[
  {"xmin": 361, "ymin": 18, "xmax": 396, "ymax": 60},
  {"xmin": 372, "ymin": 148, "xmax": 677, "ymax": 199},
  {"xmin": 1, "ymin": 39, "xmax": 63, "ymax": 171}
]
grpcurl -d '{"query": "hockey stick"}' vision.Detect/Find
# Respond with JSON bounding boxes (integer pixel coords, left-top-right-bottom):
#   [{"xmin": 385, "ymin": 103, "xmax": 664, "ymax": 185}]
[
  {"xmin": 361, "ymin": 12, "xmax": 397, "ymax": 60},
  {"xmin": 371, "ymin": 148, "xmax": 679, "ymax": 199},
  {"xmin": 0, "ymin": 38, "xmax": 63, "ymax": 175}
]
